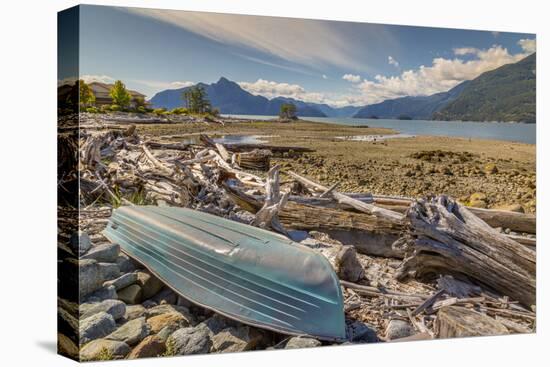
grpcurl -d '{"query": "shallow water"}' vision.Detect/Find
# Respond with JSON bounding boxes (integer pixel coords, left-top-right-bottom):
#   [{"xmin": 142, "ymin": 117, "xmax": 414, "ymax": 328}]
[
  {"xmin": 180, "ymin": 134, "xmax": 271, "ymax": 145},
  {"xmin": 224, "ymin": 115, "xmax": 536, "ymax": 144}
]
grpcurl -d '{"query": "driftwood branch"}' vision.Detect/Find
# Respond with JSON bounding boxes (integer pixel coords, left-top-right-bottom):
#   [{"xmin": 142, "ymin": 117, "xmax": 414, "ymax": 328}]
[{"xmin": 253, "ymin": 165, "xmax": 289, "ymax": 234}]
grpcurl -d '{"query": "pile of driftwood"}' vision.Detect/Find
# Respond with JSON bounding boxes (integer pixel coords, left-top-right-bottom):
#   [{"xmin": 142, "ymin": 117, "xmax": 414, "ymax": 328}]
[{"xmin": 61, "ymin": 124, "xmax": 536, "ymax": 341}]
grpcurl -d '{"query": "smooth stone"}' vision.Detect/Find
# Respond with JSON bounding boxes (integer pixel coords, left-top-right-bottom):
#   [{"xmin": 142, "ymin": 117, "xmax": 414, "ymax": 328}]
[
  {"xmin": 147, "ymin": 312, "xmax": 191, "ymax": 334},
  {"xmin": 83, "ymin": 285, "xmax": 118, "ymax": 303},
  {"xmin": 78, "ymin": 259, "xmax": 103, "ymax": 298},
  {"xmin": 98, "ymin": 262, "xmax": 120, "ymax": 282},
  {"xmin": 116, "ymin": 253, "xmax": 137, "ymax": 273},
  {"xmin": 82, "ymin": 243, "xmax": 120, "ymax": 263},
  {"xmin": 284, "ymin": 336, "xmax": 321, "ymax": 349},
  {"xmin": 80, "ymin": 312, "xmax": 116, "ymax": 344},
  {"xmin": 104, "ymin": 272, "xmax": 137, "ymax": 290},
  {"xmin": 80, "ymin": 299, "xmax": 126, "ymax": 321},
  {"xmin": 57, "ymin": 333, "xmax": 79, "ymax": 360},
  {"xmin": 385, "ymin": 319, "xmax": 415, "ymax": 340},
  {"xmin": 137, "ymin": 272, "xmax": 164, "ymax": 299},
  {"xmin": 106, "ymin": 317, "xmax": 150, "ymax": 346},
  {"xmin": 146, "ymin": 304, "xmax": 191, "ymax": 319},
  {"xmin": 118, "ymin": 284, "xmax": 142, "ymax": 305},
  {"xmin": 335, "ymin": 245, "xmax": 364, "ymax": 282},
  {"xmin": 69, "ymin": 231, "xmax": 91, "ymax": 256},
  {"xmin": 127, "ymin": 335, "xmax": 166, "ymax": 359},
  {"xmin": 157, "ymin": 324, "xmax": 181, "ymax": 342},
  {"xmin": 211, "ymin": 326, "xmax": 262, "ymax": 353},
  {"xmin": 80, "ymin": 339, "xmax": 131, "ymax": 361},
  {"xmin": 166, "ymin": 327, "xmax": 210, "ymax": 355},
  {"xmin": 125, "ymin": 304, "xmax": 146, "ymax": 321}
]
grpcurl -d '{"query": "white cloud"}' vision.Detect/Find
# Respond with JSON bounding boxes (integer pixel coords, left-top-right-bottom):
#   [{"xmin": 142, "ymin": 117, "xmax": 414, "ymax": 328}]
[
  {"xmin": 80, "ymin": 74, "xmax": 115, "ymax": 84},
  {"xmin": 322, "ymin": 74, "xmax": 328, "ymax": 80},
  {"xmin": 453, "ymin": 47, "xmax": 479, "ymax": 56},
  {"xmin": 238, "ymin": 79, "xmax": 326, "ymax": 104},
  {"xmin": 388, "ymin": 56, "xmax": 399, "ymax": 67},
  {"xmin": 124, "ymin": 8, "xmax": 393, "ymax": 71},
  {"xmin": 518, "ymin": 38, "xmax": 536, "ymax": 53},
  {"xmin": 342, "ymin": 74, "xmax": 362, "ymax": 83},
  {"xmin": 355, "ymin": 44, "xmax": 532, "ymax": 104}
]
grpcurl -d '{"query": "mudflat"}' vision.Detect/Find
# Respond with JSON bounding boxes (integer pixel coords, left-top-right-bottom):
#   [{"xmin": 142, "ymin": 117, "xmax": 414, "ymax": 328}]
[{"xmin": 138, "ymin": 119, "xmax": 536, "ymax": 213}]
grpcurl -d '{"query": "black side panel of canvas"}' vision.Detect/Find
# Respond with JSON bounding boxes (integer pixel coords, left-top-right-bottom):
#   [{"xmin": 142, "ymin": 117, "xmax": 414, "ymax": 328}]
[{"xmin": 57, "ymin": 5, "xmax": 80, "ymax": 362}]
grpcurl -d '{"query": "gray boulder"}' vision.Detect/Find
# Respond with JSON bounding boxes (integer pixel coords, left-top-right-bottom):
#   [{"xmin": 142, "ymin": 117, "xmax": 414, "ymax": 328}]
[
  {"xmin": 211, "ymin": 326, "xmax": 262, "ymax": 353},
  {"xmin": 385, "ymin": 319, "xmax": 414, "ymax": 340},
  {"xmin": 106, "ymin": 317, "xmax": 150, "ymax": 346},
  {"xmin": 80, "ymin": 311, "xmax": 116, "ymax": 344},
  {"xmin": 79, "ymin": 259, "xmax": 103, "ymax": 298},
  {"xmin": 335, "ymin": 246, "xmax": 364, "ymax": 282},
  {"xmin": 150, "ymin": 287, "xmax": 177, "ymax": 305},
  {"xmin": 116, "ymin": 253, "xmax": 137, "ymax": 273},
  {"xmin": 125, "ymin": 304, "xmax": 146, "ymax": 321},
  {"xmin": 82, "ymin": 243, "xmax": 120, "ymax": 263},
  {"xmin": 137, "ymin": 271, "xmax": 164, "ymax": 299},
  {"xmin": 82, "ymin": 285, "xmax": 117, "ymax": 303},
  {"xmin": 80, "ymin": 299, "xmax": 126, "ymax": 321},
  {"xmin": 98, "ymin": 262, "xmax": 120, "ymax": 282},
  {"xmin": 104, "ymin": 272, "xmax": 137, "ymax": 290},
  {"xmin": 118, "ymin": 284, "xmax": 142, "ymax": 305},
  {"xmin": 166, "ymin": 327, "xmax": 211, "ymax": 355},
  {"xmin": 80, "ymin": 339, "xmax": 130, "ymax": 361},
  {"xmin": 285, "ymin": 337, "xmax": 321, "ymax": 349},
  {"xmin": 69, "ymin": 231, "xmax": 91, "ymax": 256}
]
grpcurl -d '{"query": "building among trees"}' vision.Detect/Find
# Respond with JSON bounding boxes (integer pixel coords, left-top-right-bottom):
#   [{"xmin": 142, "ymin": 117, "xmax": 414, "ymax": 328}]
[{"xmin": 88, "ymin": 82, "xmax": 147, "ymax": 108}]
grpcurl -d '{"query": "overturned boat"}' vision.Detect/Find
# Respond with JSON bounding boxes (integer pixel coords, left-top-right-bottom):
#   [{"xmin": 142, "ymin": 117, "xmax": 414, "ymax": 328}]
[{"xmin": 103, "ymin": 206, "xmax": 346, "ymax": 340}]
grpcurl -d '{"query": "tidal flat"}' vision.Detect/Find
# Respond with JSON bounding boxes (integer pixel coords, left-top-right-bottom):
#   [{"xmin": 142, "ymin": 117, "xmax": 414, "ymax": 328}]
[{"xmin": 138, "ymin": 119, "xmax": 536, "ymax": 213}]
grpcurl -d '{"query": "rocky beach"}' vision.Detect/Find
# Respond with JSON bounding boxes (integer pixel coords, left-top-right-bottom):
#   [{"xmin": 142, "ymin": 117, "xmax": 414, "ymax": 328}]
[{"xmin": 57, "ymin": 113, "xmax": 536, "ymax": 361}]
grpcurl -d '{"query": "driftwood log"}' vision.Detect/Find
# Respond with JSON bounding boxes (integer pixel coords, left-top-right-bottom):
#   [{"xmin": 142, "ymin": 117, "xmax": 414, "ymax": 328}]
[
  {"xmin": 236, "ymin": 149, "xmax": 271, "ymax": 171},
  {"xmin": 436, "ymin": 306, "xmax": 509, "ymax": 338},
  {"xmin": 397, "ymin": 196, "xmax": 536, "ymax": 306}
]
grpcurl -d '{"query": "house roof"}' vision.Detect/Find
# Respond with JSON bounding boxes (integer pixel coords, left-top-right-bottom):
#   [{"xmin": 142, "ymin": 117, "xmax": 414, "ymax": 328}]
[{"xmin": 89, "ymin": 82, "xmax": 145, "ymax": 99}]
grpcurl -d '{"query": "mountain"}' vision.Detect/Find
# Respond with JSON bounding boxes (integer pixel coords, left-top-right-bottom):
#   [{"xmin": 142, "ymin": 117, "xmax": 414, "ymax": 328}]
[
  {"xmin": 314, "ymin": 104, "xmax": 362, "ymax": 118},
  {"xmin": 353, "ymin": 81, "xmax": 469, "ymax": 120},
  {"xmin": 433, "ymin": 53, "xmax": 536, "ymax": 123},
  {"xmin": 149, "ymin": 77, "xmax": 327, "ymax": 117}
]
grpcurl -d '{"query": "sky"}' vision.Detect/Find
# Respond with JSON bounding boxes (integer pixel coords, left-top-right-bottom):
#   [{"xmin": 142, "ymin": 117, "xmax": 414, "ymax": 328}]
[{"xmin": 74, "ymin": 5, "xmax": 536, "ymax": 107}]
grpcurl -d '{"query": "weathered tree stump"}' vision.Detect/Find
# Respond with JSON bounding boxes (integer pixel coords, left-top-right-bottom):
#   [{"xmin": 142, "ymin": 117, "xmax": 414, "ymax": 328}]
[
  {"xmin": 436, "ymin": 306, "xmax": 508, "ymax": 338},
  {"xmin": 397, "ymin": 196, "xmax": 536, "ymax": 307}
]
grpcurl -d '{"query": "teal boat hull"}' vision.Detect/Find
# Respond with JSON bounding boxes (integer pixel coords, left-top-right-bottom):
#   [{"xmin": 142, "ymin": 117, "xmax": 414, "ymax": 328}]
[{"xmin": 103, "ymin": 206, "xmax": 346, "ymax": 340}]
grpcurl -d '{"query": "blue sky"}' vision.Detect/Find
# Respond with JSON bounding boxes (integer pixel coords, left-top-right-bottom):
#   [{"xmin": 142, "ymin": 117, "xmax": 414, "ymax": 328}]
[{"xmin": 76, "ymin": 5, "xmax": 535, "ymax": 106}]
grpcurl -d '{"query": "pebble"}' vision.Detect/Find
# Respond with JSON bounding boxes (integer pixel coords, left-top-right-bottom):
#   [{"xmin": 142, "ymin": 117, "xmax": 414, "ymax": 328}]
[
  {"xmin": 118, "ymin": 284, "xmax": 143, "ymax": 305},
  {"xmin": 127, "ymin": 335, "xmax": 166, "ymax": 359}
]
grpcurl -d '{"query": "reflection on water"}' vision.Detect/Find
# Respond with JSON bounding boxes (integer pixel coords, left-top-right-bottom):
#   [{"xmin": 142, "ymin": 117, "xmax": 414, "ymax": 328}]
[
  {"xmin": 335, "ymin": 134, "xmax": 415, "ymax": 142},
  {"xmin": 180, "ymin": 135, "xmax": 273, "ymax": 145}
]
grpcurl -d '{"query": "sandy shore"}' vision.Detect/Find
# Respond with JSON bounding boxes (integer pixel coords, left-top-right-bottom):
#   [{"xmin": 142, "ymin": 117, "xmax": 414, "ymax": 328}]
[{"xmin": 138, "ymin": 119, "xmax": 536, "ymax": 213}]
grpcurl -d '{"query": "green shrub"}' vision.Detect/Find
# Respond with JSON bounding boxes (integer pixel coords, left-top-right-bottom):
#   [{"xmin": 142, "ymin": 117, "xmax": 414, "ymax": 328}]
[
  {"xmin": 170, "ymin": 107, "xmax": 188, "ymax": 115},
  {"xmin": 136, "ymin": 106, "xmax": 147, "ymax": 114},
  {"xmin": 153, "ymin": 108, "xmax": 167, "ymax": 115},
  {"xmin": 100, "ymin": 105, "xmax": 111, "ymax": 113},
  {"xmin": 85, "ymin": 106, "xmax": 99, "ymax": 113},
  {"xmin": 110, "ymin": 104, "xmax": 121, "ymax": 112}
]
